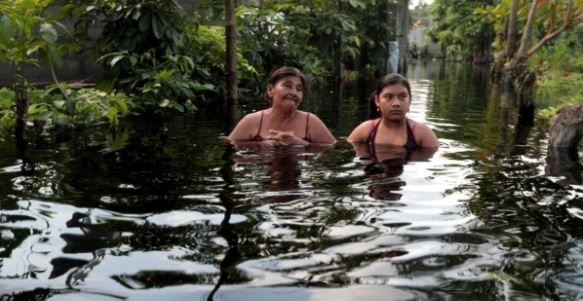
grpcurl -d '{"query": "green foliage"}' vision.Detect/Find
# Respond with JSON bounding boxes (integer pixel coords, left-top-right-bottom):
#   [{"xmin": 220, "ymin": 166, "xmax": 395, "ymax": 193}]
[
  {"xmin": 428, "ymin": 0, "xmax": 496, "ymax": 61},
  {"xmin": 236, "ymin": 2, "xmax": 327, "ymax": 80},
  {"xmin": 73, "ymin": 0, "xmax": 185, "ymax": 57},
  {"xmin": 71, "ymin": 0, "xmax": 205, "ymax": 112},
  {"xmin": 0, "ymin": 88, "xmax": 16, "ymax": 133},
  {"xmin": 97, "ymin": 50, "xmax": 208, "ymax": 112},
  {"xmin": 0, "ymin": 86, "xmax": 135, "ymax": 132},
  {"xmin": 530, "ymin": 26, "xmax": 583, "ymax": 73},
  {"xmin": 182, "ymin": 24, "xmax": 258, "ymax": 95},
  {"xmin": 528, "ymin": 25, "xmax": 583, "ymax": 122},
  {"xmin": 0, "ymin": 0, "xmax": 75, "ymax": 71},
  {"xmin": 536, "ymin": 72, "xmax": 583, "ymax": 122},
  {"xmin": 481, "ymin": 0, "xmax": 583, "ymax": 55},
  {"xmin": 231, "ymin": 0, "xmax": 390, "ymax": 91}
]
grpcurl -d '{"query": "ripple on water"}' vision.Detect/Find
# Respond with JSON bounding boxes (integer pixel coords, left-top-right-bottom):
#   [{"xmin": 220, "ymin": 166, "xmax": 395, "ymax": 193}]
[{"xmin": 146, "ymin": 210, "xmax": 247, "ymax": 227}]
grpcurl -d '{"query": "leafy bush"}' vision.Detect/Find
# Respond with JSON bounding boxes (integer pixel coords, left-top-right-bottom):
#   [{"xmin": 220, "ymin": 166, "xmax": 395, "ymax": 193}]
[
  {"xmin": 71, "ymin": 0, "xmax": 208, "ymax": 112},
  {"xmin": 532, "ymin": 26, "xmax": 583, "ymax": 122},
  {"xmin": 0, "ymin": 86, "xmax": 134, "ymax": 132},
  {"xmin": 536, "ymin": 72, "xmax": 583, "ymax": 122},
  {"xmin": 182, "ymin": 24, "xmax": 258, "ymax": 96}
]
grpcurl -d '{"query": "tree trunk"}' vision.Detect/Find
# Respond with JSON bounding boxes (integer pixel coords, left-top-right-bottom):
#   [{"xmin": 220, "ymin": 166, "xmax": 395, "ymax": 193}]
[
  {"xmin": 515, "ymin": 0, "xmax": 538, "ymax": 65},
  {"xmin": 494, "ymin": 0, "xmax": 519, "ymax": 75},
  {"xmin": 396, "ymin": 0, "xmax": 409, "ymax": 74},
  {"xmin": 509, "ymin": 0, "xmax": 538, "ymax": 126},
  {"xmin": 224, "ymin": 0, "xmax": 237, "ymax": 133}
]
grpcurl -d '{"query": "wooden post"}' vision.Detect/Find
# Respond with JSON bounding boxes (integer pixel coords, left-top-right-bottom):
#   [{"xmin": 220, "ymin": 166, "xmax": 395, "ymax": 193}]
[{"xmin": 224, "ymin": 0, "xmax": 238, "ymax": 131}]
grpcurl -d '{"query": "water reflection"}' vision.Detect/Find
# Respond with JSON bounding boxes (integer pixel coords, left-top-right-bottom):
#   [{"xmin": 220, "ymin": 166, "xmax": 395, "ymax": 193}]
[
  {"xmin": 232, "ymin": 143, "xmax": 332, "ymax": 204},
  {"xmin": 353, "ymin": 143, "xmax": 436, "ymax": 202},
  {"xmin": 2, "ymin": 62, "xmax": 583, "ymax": 300}
]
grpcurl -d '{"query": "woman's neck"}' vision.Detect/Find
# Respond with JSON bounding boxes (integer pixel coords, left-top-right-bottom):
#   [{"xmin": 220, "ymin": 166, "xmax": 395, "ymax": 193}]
[{"xmin": 267, "ymin": 108, "xmax": 299, "ymax": 129}]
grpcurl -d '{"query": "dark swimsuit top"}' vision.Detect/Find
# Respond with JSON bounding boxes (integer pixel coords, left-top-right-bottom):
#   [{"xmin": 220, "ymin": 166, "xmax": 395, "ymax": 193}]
[
  {"xmin": 367, "ymin": 118, "xmax": 418, "ymax": 153},
  {"xmin": 253, "ymin": 110, "xmax": 312, "ymax": 142}
]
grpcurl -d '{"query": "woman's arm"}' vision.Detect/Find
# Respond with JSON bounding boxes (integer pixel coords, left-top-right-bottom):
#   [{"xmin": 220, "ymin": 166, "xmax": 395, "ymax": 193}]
[
  {"xmin": 228, "ymin": 113, "xmax": 259, "ymax": 142},
  {"xmin": 308, "ymin": 114, "xmax": 336, "ymax": 144}
]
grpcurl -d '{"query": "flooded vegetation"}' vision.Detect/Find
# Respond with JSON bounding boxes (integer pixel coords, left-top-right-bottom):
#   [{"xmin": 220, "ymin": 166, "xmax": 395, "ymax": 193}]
[{"xmin": 1, "ymin": 62, "xmax": 582, "ymax": 301}]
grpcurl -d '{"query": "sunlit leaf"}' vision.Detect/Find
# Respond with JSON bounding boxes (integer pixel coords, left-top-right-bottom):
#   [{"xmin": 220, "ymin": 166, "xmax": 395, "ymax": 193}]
[
  {"xmin": 159, "ymin": 99, "xmax": 170, "ymax": 107},
  {"xmin": 40, "ymin": 23, "xmax": 58, "ymax": 44},
  {"xmin": 110, "ymin": 55, "xmax": 125, "ymax": 67}
]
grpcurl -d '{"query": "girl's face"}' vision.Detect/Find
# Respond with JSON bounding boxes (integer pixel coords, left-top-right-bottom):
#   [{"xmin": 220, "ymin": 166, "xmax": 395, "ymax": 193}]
[
  {"xmin": 374, "ymin": 84, "xmax": 411, "ymax": 122},
  {"xmin": 268, "ymin": 76, "xmax": 304, "ymax": 110}
]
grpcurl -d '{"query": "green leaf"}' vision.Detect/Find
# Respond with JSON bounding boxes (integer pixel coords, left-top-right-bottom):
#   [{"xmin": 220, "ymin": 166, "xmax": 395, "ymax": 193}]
[
  {"xmin": 106, "ymin": 106, "xmax": 118, "ymax": 124},
  {"xmin": 152, "ymin": 14, "xmax": 161, "ymax": 39},
  {"xmin": 48, "ymin": 46, "xmax": 63, "ymax": 68},
  {"xmin": 138, "ymin": 12, "xmax": 151, "ymax": 32},
  {"xmin": 110, "ymin": 55, "xmax": 125, "ymax": 67},
  {"xmin": 26, "ymin": 43, "xmax": 42, "ymax": 56},
  {"xmin": 155, "ymin": 69, "xmax": 174, "ymax": 81},
  {"xmin": 194, "ymin": 83, "xmax": 215, "ymax": 92},
  {"xmin": 159, "ymin": 99, "xmax": 170, "ymax": 107},
  {"xmin": 0, "ymin": 15, "xmax": 13, "ymax": 45},
  {"xmin": 40, "ymin": 23, "xmax": 58, "ymax": 44},
  {"xmin": 112, "ymin": 97, "xmax": 128, "ymax": 115}
]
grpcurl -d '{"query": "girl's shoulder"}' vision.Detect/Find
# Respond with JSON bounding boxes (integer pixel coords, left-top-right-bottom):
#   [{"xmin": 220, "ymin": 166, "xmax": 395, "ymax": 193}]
[{"xmin": 348, "ymin": 119, "xmax": 377, "ymax": 142}]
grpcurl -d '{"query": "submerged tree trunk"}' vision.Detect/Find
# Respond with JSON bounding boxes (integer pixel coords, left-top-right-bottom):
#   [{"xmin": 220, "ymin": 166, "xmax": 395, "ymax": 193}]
[
  {"xmin": 224, "ymin": 0, "xmax": 238, "ymax": 132},
  {"xmin": 546, "ymin": 104, "xmax": 583, "ymax": 184},
  {"xmin": 14, "ymin": 65, "xmax": 28, "ymax": 141},
  {"xmin": 505, "ymin": 0, "xmax": 537, "ymax": 126}
]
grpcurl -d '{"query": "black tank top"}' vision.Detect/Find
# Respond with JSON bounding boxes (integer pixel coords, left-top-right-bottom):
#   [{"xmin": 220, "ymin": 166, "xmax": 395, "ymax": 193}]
[{"xmin": 367, "ymin": 118, "xmax": 418, "ymax": 152}]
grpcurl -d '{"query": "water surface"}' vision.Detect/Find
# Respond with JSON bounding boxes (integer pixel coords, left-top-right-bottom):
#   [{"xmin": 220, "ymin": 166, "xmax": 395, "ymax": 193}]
[{"xmin": 1, "ymin": 62, "xmax": 582, "ymax": 301}]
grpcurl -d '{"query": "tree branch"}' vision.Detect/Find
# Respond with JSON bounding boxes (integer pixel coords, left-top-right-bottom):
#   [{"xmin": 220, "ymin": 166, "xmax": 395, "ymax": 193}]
[
  {"xmin": 516, "ymin": 0, "xmax": 538, "ymax": 60},
  {"xmin": 527, "ymin": 0, "xmax": 579, "ymax": 57}
]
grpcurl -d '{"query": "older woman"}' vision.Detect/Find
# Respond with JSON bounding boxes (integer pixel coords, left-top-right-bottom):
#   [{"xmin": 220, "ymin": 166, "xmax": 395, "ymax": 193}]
[
  {"xmin": 348, "ymin": 73, "xmax": 439, "ymax": 150},
  {"xmin": 228, "ymin": 67, "xmax": 336, "ymax": 145}
]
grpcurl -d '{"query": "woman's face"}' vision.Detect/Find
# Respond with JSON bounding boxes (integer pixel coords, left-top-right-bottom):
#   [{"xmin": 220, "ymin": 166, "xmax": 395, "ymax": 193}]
[
  {"xmin": 375, "ymin": 84, "xmax": 411, "ymax": 122},
  {"xmin": 267, "ymin": 76, "xmax": 304, "ymax": 110}
]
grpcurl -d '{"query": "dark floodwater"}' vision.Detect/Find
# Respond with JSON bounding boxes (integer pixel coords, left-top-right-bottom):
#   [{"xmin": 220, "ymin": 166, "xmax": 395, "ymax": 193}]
[{"xmin": 1, "ymin": 62, "xmax": 582, "ymax": 301}]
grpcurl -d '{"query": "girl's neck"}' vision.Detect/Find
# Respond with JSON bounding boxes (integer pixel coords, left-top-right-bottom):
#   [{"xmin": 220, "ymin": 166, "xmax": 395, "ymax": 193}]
[{"xmin": 380, "ymin": 117, "xmax": 407, "ymax": 130}]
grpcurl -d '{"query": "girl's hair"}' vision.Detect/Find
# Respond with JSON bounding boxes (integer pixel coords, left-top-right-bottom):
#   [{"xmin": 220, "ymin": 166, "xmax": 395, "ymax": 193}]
[{"xmin": 374, "ymin": 73, "xmax": 411, "ymax": 97}]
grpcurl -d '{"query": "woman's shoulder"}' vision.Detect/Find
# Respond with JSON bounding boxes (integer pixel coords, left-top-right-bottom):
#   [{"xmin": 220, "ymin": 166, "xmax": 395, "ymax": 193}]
[{"xmin": 241, "ymin": 110, "xmax": 264, "ymax": 121}]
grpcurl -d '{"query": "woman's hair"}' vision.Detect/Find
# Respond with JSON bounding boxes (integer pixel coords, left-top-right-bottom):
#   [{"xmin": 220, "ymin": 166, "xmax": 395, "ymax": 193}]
[
  {"xmin": 266, "ymin": 66, "xmax": 309, "ymax": 92},
  {"xmin": 374, "ymin": 73, "xmax": 411, "ymax": 97}
]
